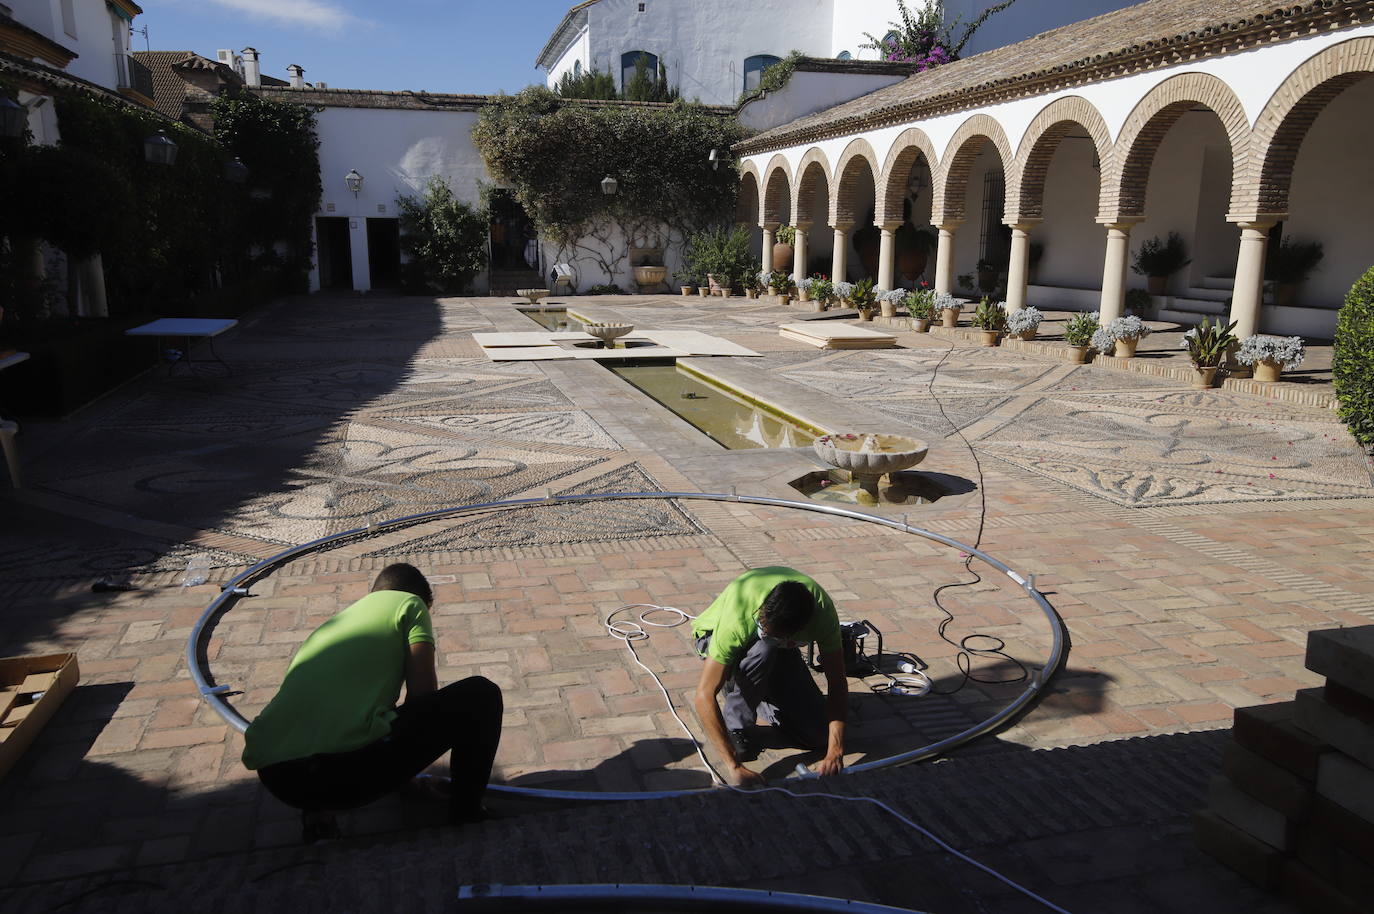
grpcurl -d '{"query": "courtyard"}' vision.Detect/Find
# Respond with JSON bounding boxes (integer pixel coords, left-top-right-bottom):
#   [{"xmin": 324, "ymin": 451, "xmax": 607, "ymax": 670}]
[{"xmin": 1, "ymin": 292, "xmax": 1370, "ymax": 911}]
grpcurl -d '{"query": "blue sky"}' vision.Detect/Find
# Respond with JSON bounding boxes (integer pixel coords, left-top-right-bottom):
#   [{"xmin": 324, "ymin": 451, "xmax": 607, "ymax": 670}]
[{"xmin": 139, "ymin": 0, "xmax": 579, "ymax": 93}]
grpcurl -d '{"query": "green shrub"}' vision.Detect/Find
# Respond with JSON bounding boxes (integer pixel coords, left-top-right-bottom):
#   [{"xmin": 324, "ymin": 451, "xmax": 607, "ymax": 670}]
[
  {"xmin": 586, "ymin": 283, "xmax": 625, "ymax": 295},
  {"xmin": 396, "ymin": 177, "xmax": 488, "ymax": 294},
  {"xmin": 1335, "ymin": 265, "xmax": 1374, "ymax": 450}
]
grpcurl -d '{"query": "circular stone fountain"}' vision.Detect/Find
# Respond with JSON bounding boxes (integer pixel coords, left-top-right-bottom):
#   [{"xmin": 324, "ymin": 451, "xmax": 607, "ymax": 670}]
[
  {"xmin": 517, "ymin": 288, "xmax": 551, "ymax": 306},
  {"xmin": 813, "ymin": 433, "xmax": 929, "ymax": 506},
  {"xmin": 582, "ymin": 322, "xmax": 634, "ymax": 347}
]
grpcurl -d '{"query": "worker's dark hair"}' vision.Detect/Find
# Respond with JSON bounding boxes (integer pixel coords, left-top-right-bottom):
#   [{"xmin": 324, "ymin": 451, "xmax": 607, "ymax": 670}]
[
  {"xmin": 371, "ymin": 563, "xmax": 433, "ymax": 605},
  {"xmin": 758, "ymin": 581, "xmax": 815, "ymax": 636}
]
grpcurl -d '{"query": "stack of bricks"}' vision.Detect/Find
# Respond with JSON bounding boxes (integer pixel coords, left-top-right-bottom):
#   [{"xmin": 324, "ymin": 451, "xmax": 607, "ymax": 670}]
[{"xmin": 1195, "ymin": 625, "xmax": 1374, "ymax": 914}]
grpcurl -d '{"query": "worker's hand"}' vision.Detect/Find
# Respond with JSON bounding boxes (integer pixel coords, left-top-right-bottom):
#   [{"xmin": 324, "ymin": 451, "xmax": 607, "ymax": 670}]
[
  {"xmin": 729, "ymin": 764, "xmax": 766, "ymax": 790},
  {"xmin": 812, "ymin": 752, "xmax": 845, "ymax": 778}
]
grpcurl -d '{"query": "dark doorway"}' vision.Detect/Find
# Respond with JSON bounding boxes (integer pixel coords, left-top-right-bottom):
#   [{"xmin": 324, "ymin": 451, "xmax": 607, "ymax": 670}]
[
  {"xmin": 488, "ymin": 190, "xmax": 538, "ymax": 272},
  {"xmin": 366, "ymin": 218, "xmax": 401, "ymax": 289},
  {"xmin": 316, "ymin": 217, "xmax": 353, "ymax": 290}
]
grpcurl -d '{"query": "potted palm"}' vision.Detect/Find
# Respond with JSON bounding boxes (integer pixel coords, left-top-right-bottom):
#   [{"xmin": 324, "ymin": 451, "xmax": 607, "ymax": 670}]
[
  {"xmin": 1063, "ymin": 313, "xmax": 1099, "ymax": 364},
  {"xmin": 1005, "ymin": 306, "xmax": 1043, "ymax": 341},
  {"xmin": 905, "ymin": 287, "xmax": 935, "ymax": 332},
  {"xmin": 1091, "ymin": 315, "xmax": 1153, "ymax": 358},
  {"xmin": 971, "ymin": 298, "xmax": 1007, "ymax": 346},
  {"xmin": 1132, "ymin": 232, "xmax": 1191, "ymax": 294},
  {"xmin": 1181, "ymin": 317, "xmax": 1238, "ymax": 389},
  {"xmin": 850, "ymin": 278, "xmax": 878, "ymax": 320},
  {"xmin": 1267, "ymin": 237, "xmax": 1324, "ymax": 307},
  {"xmin": 1236, "ymin": 334, "xmax": 1305, "ymax": 383},
  {"xmin": 934, "ymin": 292, "xmax": 961, "ymax": 327}
]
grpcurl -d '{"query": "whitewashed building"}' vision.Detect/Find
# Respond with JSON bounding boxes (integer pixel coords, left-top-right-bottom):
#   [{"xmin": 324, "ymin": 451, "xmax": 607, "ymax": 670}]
[{"xmin": 736, "ymin": 0, "xmax": 1374, "ymax": 339}]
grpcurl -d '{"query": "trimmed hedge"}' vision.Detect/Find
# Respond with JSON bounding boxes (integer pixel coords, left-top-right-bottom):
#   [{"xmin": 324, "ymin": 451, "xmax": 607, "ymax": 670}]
[{"xmin": 1334, "ymin": 264, "xmax": 1374, "ymax": 450}]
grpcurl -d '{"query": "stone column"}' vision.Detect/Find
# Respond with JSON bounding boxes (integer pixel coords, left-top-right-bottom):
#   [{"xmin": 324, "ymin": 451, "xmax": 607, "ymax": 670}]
[
  {"xmin": 1097, "ymin": 221, "xmax": 1137, "ymax": 324},
  {"xmin": 877, "ymin": 222, "xmax": 900, "ymax": 290},
  {"xmin": 761, "ymin": 222, "xmax": 777, "ymax": 274},
  {"xmin": 1004, "ymin": 222, "xmax": 1038, "ymax": 312},
  {"xmin": 793, "ymin": 223, "xmax": 810, "ymax": 282},
  {"xmin": 1229, "ymin": 221, "xmax": 1277, "ymax": 340},
  {"xmin": 933, "ymin": 222, "xmax": 961, "ymax": 295},
  {"xmin": 831, "ymin": 223, "xmax": 851, "ymax": 283}
]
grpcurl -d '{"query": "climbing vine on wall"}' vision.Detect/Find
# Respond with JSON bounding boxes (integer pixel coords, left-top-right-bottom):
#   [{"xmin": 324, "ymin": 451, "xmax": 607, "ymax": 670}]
[{"xmin": 472, "ymin": 87, "xmax": 745, "ymax": 280}]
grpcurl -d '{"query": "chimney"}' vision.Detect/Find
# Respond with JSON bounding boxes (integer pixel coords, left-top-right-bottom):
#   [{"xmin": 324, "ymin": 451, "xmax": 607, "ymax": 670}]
[
  {"xmin": 241, "ymin": 47, "xmax": 261, "ymax": 87},
  {"xmin": 286, "ymin": 64, "xmax": 305, "ymax": 89}
]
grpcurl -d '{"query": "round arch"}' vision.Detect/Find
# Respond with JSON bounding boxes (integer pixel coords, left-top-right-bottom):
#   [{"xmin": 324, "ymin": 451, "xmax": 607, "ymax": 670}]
[
  {"xmin": 830, "ymin": 138, "xmax": 882, "ymax": 226},
  {"xmin": 1105, "ymin": 72, "xmax": 1249, "ymax": 221},
  {"xmin": 791, "ymin": 148, "xmax": 833, "ymax": 226},
  {"xmin": 877, "ymin": 127, "xmax": 940, "ymax": 225},
  {"xmin": 737, "ymin": 167, "xmax": 762, "ymax": 226},
  {"xmin": 1008, "ymin": 96, "xmax": 1112, "ymax": 222},
  {"xmin": 935, "ymin": 114, "xmax": 1014, "ymax": 225},
  {"xmin": 1242, "ymin": 36, "xmax": 1374, "ymax": 219},
  {"xmin": 762, "ymin": 154, "xmax": 793, "ymax": 225}
]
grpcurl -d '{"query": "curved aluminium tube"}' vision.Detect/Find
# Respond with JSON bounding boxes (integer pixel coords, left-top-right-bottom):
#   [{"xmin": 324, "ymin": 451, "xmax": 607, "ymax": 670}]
[
  {"xmin": 456, "ymin": 883, "xmax": 931, "ymax": 913},
  {"xmin": 187, "ymin": 491, "xmax": 1067, "ymax": 800}
]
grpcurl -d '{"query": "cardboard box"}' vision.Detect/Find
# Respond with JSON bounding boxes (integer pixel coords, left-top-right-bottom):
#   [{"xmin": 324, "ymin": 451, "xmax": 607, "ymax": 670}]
[{"xmin": 0, "ymin": 653, "xmax": 79, "ymax": 782}]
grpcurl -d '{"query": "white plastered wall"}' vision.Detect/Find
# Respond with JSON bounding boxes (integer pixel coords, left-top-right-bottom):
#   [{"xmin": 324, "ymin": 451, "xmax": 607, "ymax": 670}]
[
  {"xmin": 829, "ymin": 0, "xmax": 903, "ymax": 60},
  {"xmin": 545, "ymin": 24, "xmax": 592, "ymax": 88}
]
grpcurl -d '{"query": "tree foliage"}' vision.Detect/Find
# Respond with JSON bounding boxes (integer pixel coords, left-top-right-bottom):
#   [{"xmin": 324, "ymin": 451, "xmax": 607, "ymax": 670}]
[
  {"xmin": 555, "ymin": 65, "xmax": 618, "ymax": 101},
  {"xmin": 473, "ymin": 88, "xmax": 746, "ymax": 277},
  {"xmin": 1335, "ymin": 265, "xmax": 1374, "ymax": 450},
  {"xmin": 738, "ymin": 51, "xmax": 803, "ymax": 105},
  {"xmin": 396, "ymin": 177, "xmax": 489, "ymax": 294},
  {"xmin": 622, "ymin": 54, "xmax": 678, "ymax": 103}
]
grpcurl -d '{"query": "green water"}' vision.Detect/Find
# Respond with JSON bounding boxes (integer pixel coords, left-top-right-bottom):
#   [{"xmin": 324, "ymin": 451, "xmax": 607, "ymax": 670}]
[
  {"xmin": 611, "ymin": 364, "xmax": 816, "ymax": 451},
  {"xmin": 520, "ymin": 308, "xmax": 570, "ymax": 331}
]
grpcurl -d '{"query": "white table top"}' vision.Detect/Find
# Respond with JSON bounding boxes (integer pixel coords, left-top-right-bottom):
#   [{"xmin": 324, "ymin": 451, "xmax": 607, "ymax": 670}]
[
  {"xmin": 0, "ymin": 351, "xmax": 30, "ymax": 372},
  {"xmin": 124, "ymin": 318, "xmax": 238, "ymax": 337}
]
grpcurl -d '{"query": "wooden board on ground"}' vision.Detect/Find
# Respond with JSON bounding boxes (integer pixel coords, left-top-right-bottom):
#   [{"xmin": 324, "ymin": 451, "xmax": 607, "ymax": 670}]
[
  {"xmin": 779, "ymin": 323, "xmax": 897, "ymax": 350},
  {"xmin": 0, "ymin": 653, "xmax": 79, "ymax": 781}
]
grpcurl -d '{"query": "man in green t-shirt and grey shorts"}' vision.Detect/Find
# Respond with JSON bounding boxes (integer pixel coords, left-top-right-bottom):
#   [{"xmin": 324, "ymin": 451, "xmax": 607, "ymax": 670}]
[{"xmin": 692, "ymin": 566, "xmax": 846, "ymax": 788}]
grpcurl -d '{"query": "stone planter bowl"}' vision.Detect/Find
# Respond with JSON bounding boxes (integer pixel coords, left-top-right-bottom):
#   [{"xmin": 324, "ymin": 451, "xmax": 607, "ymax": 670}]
[
  {"xmin": 634, "ymin": 266, "xmax": 667, "ymax": 291},
  {"xmin": 517, "ymin": 288, "xmax": 551, "ymax": 305},
  {"xmin": 582, "ymin": 322, "xmax": 634, "ymax": 346}
]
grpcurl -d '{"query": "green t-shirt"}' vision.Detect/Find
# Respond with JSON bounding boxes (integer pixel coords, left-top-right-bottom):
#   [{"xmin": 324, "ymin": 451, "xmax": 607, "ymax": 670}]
[
  {"xmin": 242, "ymin": 590, "xmax": 435, "ymax": 770},
  {"xmin": 691, "ymin": 567, "xmax": 841, "ymax": 667}
]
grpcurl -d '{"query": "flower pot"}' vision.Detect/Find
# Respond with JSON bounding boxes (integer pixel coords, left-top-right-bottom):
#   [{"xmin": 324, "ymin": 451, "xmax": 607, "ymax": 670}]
[
  {"xmin": 912, "ymin": 318, "xmax": 931, "ymax": 333},
  {"xmin": 978, "ymin": 330, "xmax": 1000, "ymax": 347},
  {"xmin": 772, "ymin": 242, "xmax": 794, "ymax": 272},
  {"xmin": 779, "ymin": 295, "xmax": 791, "ymax": 307},
  {"xmin": 1017, "ymin": 328, "xmax": 1038, "ymax": 341},
  {"xmin": 1147, "ymin": 275, "xmax": 1168, "ymax": 295},
  {"xmin": 798, "ymin": 289, "xmax": 811, "ymax": 302},
  {"xmin": 745, "ymin": 289, "xmax": 757, "ymax": 299},
  {"xmin": 941, "ymin": 309, "xmax": 959, "ymax": 328},
  {"xmin": 1114, "ymin": 338, "xmax": 1139, "ymax": 358},
  {"xmin": 880, "ymin": 300, "xmax": 897, "ymax": 318},
  {"xmin": 698, "ymin": 288, "xmax": 710, "ymax": 297},
  {"xmin": 680, "ymin": 286, "xmax": 694, "ymax": 296},
  {"xmin": 1192, "ymin": 365, "xmax": 1219, "ymax": 389},
  {"xmin": 858, "ymin": 309, "xmax": 875, "ymax": 322},
  {"xmin": 1067, "ymin": 345, "xmax": 1090, "ymax": 364},
  {"xmin": 813, "ymin": 300, "xmax": 827, "ymax": 312},
  {"xmin": 1253, "ymin": 359, "xmax": 1283, "ymax": 383},
  {"xmin": 634, "ymin": 265, "xmax": 667, "ymax": 290}
]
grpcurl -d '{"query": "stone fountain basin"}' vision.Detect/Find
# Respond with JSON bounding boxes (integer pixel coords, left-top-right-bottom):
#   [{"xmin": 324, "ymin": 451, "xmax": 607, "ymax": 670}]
[
  {"xmin": 517, "ymin": 288, "xmax": 551, "ymax": 305},
  {"xmin": 582, "ymin": 322, "xmax": 635, "ymax": 345},
  {"xmin": 813, "ymin": 433, "xmax": 929, "ymax": 476}
]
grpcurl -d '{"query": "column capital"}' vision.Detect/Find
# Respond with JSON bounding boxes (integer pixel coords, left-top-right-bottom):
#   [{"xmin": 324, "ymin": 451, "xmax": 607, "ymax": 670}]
[
  {"xmin": 1228, "ymin": 216, "xmax": 1281, "ymax": 232},
  {"xmin": 1095, "ymin": 216, "xmax": 1144, "ymax": 229},
  {"xmin": 761, "ymin": 221, "xmax": 780, "ymax": 231},
  {"xmin": 830, "ymin": 222, "xmax": 854, "ymax": 233},
  {"xmin": 1004, "ymin": 220, "xmax": 1042, "ymax": 232},
  {"xmin": 934, "ymin": 219, "xmax": 964, "ymax": 231},
  {"xmin": 879, "ymin": 221, "xmax": 902, "ymax": 234},
  {"xmin": 793, "ymin": 221, "xmax": 813, "ymax": 233}
]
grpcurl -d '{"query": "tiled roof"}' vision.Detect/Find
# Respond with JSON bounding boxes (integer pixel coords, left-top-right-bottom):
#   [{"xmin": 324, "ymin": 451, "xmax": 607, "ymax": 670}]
[
  {"xmin": 0, "ymin": 47, "xmax": 166, "ymax": 115},
  {"xmin": 132, "ymin": 50, "xmax": 205, "ymax": 121},
  {"xmin": 738, "ymin": 0, "xmax": 1374, "ymax": 154},
  {"xmin": 535, "ymin": 0, "xmax": 601, "ymax": 69}
]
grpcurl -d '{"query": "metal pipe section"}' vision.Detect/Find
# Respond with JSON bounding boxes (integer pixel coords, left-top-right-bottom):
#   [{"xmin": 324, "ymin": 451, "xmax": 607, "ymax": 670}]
[
  {"xmin": 188, "ymin": 491, "xmax": 1067, "ymax": 799},
  {"xmin": 456, "ymin": 883, "xmax": 931, "ymax": 913}
]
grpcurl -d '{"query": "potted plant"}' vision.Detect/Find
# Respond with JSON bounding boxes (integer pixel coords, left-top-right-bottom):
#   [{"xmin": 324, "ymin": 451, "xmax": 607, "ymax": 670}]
[
  {"xmin": 975, "ymin": 259, "xmax": 998, "ymax": 294},
  {"xmin": 834, "ymin": 280, "xmax": 856, "ymax": 308},
  {"xmin": 797, "ymin": 276, "xmax": 817, "ymax": 303},
  {"xmin": 850, "ymin": 278, "xmax": 877, "ymax": 320},
  {"xmin": 905, "ymin": 287, "xmax": 935, "ymax": 332},
  {"xmin": 896, "ymin": 224, "xmax": 936, "ymax": 285},
  {"xmin": 674, "ymin": 270, "xmax": 697, "ymax": 296},
  {"xmin": 1091, "ymin": 315, "xmax": 1153, "ymax": 358},
  {"xmin": 809, "ymin": 277, "xmax": 835, "ymax": 311},
  {"xmin": 768, "ymin": 270, "xmax": 794, "ymax": 304},
  {"xmin": 1267, "ymin": 237, "xmax": 1324, "ymax": 306},
  {"xmin": 934, "ymin": 292, "xmax": 961, "ymax": 327},
  {"xmin": 1125, "ymin": 287, "xmax": 1155, "ymax": 319},
  {"xmin": 1236, "ymin": 334, "xmax": 1305, "ymax": 383},
  {"xmin": 1132, "ymin": 231, "xmax": 1191, "ymax": 294},
  {"xmin": 971, "ymin": 298, "xmax": 1007, "ymax": 346},
  {"xmin": 1181, "ymin": 317, "xmax": 1238, "ymax": 389},
  {"xmin": 1005, "ymin": 305, "xmax": 1043, "ymax": 340},
  {"xmin": 773, "ymin": 225, "xmax": 796, "ymax": 273},
  {"xmin": 878, "ymin": 288, "xmax": 907, "ymax": 319},
  {"xmin": 1063, "ymin": 312, "xmax": 1099, "ymax": 364}
]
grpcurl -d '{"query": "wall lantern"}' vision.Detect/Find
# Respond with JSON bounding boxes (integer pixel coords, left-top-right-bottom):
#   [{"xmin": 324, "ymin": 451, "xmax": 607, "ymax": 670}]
[
  {"xmin": 224, "ymin": 157, "xmax": 249, "ymax": 184},
  {"xmin": 345, "ymin": 169, "xmax": 364, "ymax": 196},
  {"xmin": 708, "ymin": 148, "xmax": 720, "ymax": 171},
  {"xmin": 0, "ymin": 96, "xmax": 25, "ymax": 139},
  {"xmin": 600, "ymin": 174, "xmax": 618, "ymax": 196},
  {"xmin": 144, "ymin": 130, "xmax": 178, "ymax": 165}
]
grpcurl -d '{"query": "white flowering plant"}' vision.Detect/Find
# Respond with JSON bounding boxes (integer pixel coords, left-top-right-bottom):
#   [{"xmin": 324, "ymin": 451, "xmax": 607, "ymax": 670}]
[
  {"xmin": 1004, "ymin": 306, "xmax": 1043, "ymax": 335},
  {"xmin": 1099, "ymin": 315, "xmax": 1153, "ymax": 342},
  {"xmin": 878, "ymin": 288, "xmax": 909, "ymax": 303},
  {"xmin": 1236, "ymin": 334, "xmax": 1305, "ymax": 370},
  {"xmin": 932, "ymin": 292, "xmax": 960, "ymax": 313},
  {"xmin": 834, "ymin": 280, "xmax": 856, "ymax": 301}
]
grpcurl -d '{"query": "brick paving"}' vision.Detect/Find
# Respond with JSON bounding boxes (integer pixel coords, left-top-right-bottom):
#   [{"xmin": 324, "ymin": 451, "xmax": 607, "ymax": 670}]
[{"xmin": 1, "ymin": 292, "xmax": 1371, "ymax": 911}]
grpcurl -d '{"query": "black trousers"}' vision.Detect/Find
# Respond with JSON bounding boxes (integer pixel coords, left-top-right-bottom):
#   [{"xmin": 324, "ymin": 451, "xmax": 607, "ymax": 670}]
[
  {"xmin": 697, "ymin": 633, "xmax": 827, "ymax": 749},
  {"xmin": 257, "ymin": 676, "xmax": 503, "ymax": 820}
]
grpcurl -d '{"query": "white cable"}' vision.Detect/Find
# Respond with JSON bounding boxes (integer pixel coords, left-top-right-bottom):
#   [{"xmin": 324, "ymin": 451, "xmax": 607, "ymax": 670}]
[{"xmin": 604, "ymin": 602, "xmax": 1075, "ymax": 914}]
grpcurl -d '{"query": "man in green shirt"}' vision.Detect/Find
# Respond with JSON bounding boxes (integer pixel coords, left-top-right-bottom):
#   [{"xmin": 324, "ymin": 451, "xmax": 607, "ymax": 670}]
[
  {"xmin": 243, "ymin": 563, "xmax": 503, "ymax": 840},
  {"xmin": 692, "ymin": 566, "xmax": 846, "ymax": 787}
]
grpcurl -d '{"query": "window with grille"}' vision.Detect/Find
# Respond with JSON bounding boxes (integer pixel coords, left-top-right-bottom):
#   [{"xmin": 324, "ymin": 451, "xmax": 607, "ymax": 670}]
[
  {"xmin": 742, "ymin": 54, "xmax": 781, "ymax": 92},
  {"xmin": 621, "ymin": 51, "xmax": 658, "ymax": 89},
  {"xmin": 979, "ymin": 172, "xmax": 1007, "ymax": 266}
]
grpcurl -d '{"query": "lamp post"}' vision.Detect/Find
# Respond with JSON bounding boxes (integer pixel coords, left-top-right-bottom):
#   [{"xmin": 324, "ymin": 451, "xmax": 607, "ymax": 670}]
[
  {"xmin": 0, "ymin": 96, "xmax": 25, "ymax": 139},
  {"xmin": 143, "ymin": 130, "xmax": 178, "ymax": 165},
  {"xmin": 345, "ymin": 169, "xmax": 364, "ymax": 197},
  {"xmin": 708, "ymin": 148, "xmax": 720, "ymax": 171},
  {"xmin": 600, "ymin": 174, "xmax": 618, "ymax": 196}
]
